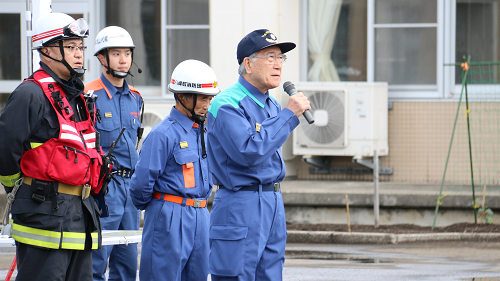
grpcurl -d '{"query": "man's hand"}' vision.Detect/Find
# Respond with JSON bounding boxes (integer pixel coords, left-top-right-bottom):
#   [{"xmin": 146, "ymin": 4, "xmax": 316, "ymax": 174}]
[{"xmin": 285, "ymin": 92, "xmax": 311, "ymax": 118}]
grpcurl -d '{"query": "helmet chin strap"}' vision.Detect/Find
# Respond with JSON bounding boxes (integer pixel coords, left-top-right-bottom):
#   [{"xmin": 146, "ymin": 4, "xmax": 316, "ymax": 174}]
[
  {"xmin": 174, "ymin": 93, "xmax": 205, "ymax": 123},
  {"xmin": 102, "ymin": 50, "xmax": 132, "ymax": 79},
  {"xmin": 174, "ymin": 93, "xmax": 207, "ymax": 158},
  {"xmin": 40, "ymin": 40, "xmax": 86, "ymax": 79}
]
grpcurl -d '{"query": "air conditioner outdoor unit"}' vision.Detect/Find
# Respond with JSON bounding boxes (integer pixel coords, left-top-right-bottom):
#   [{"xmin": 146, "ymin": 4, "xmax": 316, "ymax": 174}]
[{"xmin": 293, "ymin": 82, "xmax": 388, "ymax": 157}]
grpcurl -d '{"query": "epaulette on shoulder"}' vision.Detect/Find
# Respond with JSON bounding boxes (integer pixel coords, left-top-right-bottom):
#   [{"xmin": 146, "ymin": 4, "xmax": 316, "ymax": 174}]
[
  {"xmin": 128, "ymin": 85, "xmax": 141, "ymax": 96},
  {"xmin": 85, "ymin": 78, "xmax": 112, "ymax": 99}
]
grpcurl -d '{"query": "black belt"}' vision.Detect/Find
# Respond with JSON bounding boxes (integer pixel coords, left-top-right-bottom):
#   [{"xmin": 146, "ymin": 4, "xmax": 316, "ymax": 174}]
[
  {"xmin": 114, "ymin": 168, "xmax": 134, "ymax": 178},
  {"xmin": 218, "ymin": 183, "xmax": 280, "ymax": 192}
]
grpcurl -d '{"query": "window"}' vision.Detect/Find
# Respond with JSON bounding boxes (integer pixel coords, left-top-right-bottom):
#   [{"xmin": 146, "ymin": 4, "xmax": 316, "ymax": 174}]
[
  {"xmin": 455, "ymin": 0, "xmax": 500, "ymax": 82},
  {"xmin": 302, "ymin": 0, "xmax": 367, "ymax": 82},
  {"xmin": 374, "ymin": 0, "xmax": 438, "ymax": 85},
  {"xmin": 104, "ymin": 0, "xmax": 209, "ymax": 98},
  {"xmin": 302, "ymin": 0, "xmax": 444, "ymax": 99},
  {"xmin": 0, "ymin": 13, "xmax": 21, "ymax": 80},
  {"xmin": 105, "ymin": 0, "xmax": 162, "ymax": 89},
  {"xmin": 163, "ymin": 0, "xmax": 210, "ymax": 95}
]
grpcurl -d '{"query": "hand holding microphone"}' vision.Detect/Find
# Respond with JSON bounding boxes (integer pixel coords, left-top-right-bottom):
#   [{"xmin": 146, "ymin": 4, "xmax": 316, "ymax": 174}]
[{"xmin": 283, "ymin": 81, "xmax": 314, "ymax": 124}]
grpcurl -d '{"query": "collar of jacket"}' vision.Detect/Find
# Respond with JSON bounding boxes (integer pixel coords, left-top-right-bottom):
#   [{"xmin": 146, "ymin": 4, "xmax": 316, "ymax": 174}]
[
  {"xmin": 170, "ymin": 106, "xmax": 201, "ymax": 133},
  {"xmin": 39, "ymin": 62, "xmax": 84, "ymax": 100}
]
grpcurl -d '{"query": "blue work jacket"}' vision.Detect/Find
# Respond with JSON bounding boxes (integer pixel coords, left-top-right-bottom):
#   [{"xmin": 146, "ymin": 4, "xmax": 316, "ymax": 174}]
[
  {"xmin": 130, "ymin": 107, "xmax": 212, "ymax": 210},
  {"xmin": 206, "ymin": 76, "xmax": 300, "ymax": 191},
  {"xmin": 86, "ymin": 74, "xmax": 143, "ymax": 170}
]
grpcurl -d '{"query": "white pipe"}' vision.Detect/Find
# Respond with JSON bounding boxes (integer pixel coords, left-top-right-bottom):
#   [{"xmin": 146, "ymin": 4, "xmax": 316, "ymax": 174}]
[{"xmin": 30, "ymin": 0, "xmax": 52, "ymax": 72}]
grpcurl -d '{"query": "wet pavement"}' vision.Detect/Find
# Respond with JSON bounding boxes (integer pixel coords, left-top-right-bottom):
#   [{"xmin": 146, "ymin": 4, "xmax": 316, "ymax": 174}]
[{"xmin": 2, "ymin": 241, "xmax": 500, "ymax": 280}]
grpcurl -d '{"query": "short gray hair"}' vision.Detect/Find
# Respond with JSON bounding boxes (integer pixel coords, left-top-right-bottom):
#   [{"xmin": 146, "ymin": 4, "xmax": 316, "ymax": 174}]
[{"xmin": 238, "ymin": 53, "xmax": 257, "ymax": 75}]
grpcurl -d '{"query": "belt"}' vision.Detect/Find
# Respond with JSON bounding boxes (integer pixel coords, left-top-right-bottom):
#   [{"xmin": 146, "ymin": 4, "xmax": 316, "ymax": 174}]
[
  {"xmin": 153, "ymin": 191, "xmax": 207, "ymax": 208},
  {"xmin": 218, "ymin": 183, "xmax": 280, "ymax": 192},
  {"xmin": 23, "ymin": 177, "xmax": 89, "ymax": 199},
  {"xmin": 114, "ymin": 168, "xmax": 134, "ymax": 178}
]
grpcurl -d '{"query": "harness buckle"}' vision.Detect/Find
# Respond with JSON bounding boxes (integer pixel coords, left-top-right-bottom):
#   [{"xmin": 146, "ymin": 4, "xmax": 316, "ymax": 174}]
[
  {"xmin": 31, "ymin": 193, "xmax": 46, "ymax": 203},
  {"xmin": 193, "ymin": 200, "xmax": 202, "ymax": 208}
]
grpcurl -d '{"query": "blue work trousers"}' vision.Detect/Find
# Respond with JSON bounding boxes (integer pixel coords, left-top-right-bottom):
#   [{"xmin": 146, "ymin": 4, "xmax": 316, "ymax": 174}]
[
  {"xmin": 92, "ymin": 177, "xmax": 140, "ymax": 281},
  {"xmin": 209, "ymin": 187, "xmax": 287, "ymax": 281},
  {"xmin": 139, "ymin": 198, "xmax": 210, "ymax": 281}
]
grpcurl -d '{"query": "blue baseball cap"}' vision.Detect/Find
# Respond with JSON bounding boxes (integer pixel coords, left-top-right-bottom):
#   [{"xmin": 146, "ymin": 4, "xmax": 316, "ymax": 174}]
[{"xmin": 237, "ymin": 29, "xmax": 296, "ymax": 64}]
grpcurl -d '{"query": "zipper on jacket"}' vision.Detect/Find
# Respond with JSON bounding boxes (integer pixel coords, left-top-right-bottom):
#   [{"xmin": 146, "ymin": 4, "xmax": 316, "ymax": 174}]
[
  {"xmin": 64, "ymin": 146, "xmax": 91, "ymax": 181},
  {"xmin": 64, "ymin": 146, "xmax": 90, "ymax": 159}
]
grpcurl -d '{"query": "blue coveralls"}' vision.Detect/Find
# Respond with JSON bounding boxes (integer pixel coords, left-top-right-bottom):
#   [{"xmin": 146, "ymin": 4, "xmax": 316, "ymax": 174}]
[
  {"xmin": 130, "ymin": 107, "xmax": 212, "ymax": 281},
  {"xmin": 206, "ymin": 76, "xmax": 300, "ymax": 281},
  {"xmin": 88, "ymin": 74, "xmax": 142, "ymax": 281}
]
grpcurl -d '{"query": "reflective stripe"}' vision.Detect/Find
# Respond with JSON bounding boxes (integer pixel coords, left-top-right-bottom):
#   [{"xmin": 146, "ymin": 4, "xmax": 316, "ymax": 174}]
[
  {"xmin": 83, "ymin": 132, "xmax": 95, "ymax": 140},
  {"xmin": 86, "ymin": 142, "xmax": 96, "ymax": 149},
  {"xmin": 61, "ymin": 124, "xmax": 78, "ymax": 134},
  {"xmin": 30, "ymin": 142, "xmax": 43, "ymax": 149},
  {"xmin": 12, "ymin": 221, "xmax": 61, "ymax": 249},
  {"xmin": 60, "ymin": 133, "xmax": 84, "ymax": 143},
  {"xmin": 91, "ymin": 232, "xmax": 99, "ymax": 250},
  {"xmin": 62, "ymin": 231, "xmax": 86, "ymax": 250},
  {"xmin": 38, "ymin": 77, "xmax": 56, "ymax": 83},
  {"xmin": 0, "ymin": 172, "xmax": 21, "ymax": 188}
]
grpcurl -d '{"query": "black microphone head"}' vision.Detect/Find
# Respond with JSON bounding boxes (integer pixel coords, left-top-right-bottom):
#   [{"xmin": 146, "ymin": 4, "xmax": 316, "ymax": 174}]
[
  {"xmin": 283, "ymin": 81, "xmax": 296, "ymax": 96},
  {"xmin": 133, "ymin": 62, "xmax": 143, "ymax": 74}
]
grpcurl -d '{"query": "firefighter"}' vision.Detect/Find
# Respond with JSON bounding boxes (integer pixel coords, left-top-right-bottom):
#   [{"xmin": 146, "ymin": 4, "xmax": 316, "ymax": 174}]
[
  {"xmin": 85, "ymin": 26, "xmax": 143, "ymax": 281},
  {"xmin": 0, "ymin": 12, "xmax": 102, "ymax": 281},
  {"xmin": 130, "ymin": 60, "xmax": 219, "ymax": 281}
]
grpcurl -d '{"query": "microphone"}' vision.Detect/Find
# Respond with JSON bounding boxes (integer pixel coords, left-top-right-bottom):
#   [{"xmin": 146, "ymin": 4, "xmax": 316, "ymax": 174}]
[
  {"xmin": 133, "ymin": 62, "xmax": 143, "ymax": 73},
  {"xmin": 283, "ymin": 81, "xmax": 314, "ymax": 124}
]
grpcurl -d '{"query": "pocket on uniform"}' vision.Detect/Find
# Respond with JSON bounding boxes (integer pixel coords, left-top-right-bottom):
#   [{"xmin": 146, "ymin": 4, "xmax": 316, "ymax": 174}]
[
  {"xmin": 96, "ymin": 118, "xmax": 120, "ymax": 147},
  {"xmin": 46, "ymin": 146, "xmax": 91, "ymax": 186},
  {"xmin": 173, "ymin": 151, "xmax": 198, "ymax": 188},
  {"xmin": 209, "ymin": 225, "xmax": 248, "ymax": 276}
]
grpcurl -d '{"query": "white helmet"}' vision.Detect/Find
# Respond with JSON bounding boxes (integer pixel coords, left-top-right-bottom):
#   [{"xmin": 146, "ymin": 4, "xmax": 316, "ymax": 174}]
[
  {"xmin": 32, "ymin": 12, "xmax": 89, "ymax": 49},
  {"xmin": 168, "ymin": 60, "xmax": 219, "ymax": 95},
  {"xmin": 94, "ymin": 26, "xmax": 135, "ymax": 55}
]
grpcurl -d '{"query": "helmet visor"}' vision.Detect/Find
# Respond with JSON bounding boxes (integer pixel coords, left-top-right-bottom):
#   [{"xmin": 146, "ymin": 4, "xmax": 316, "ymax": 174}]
[{"xmin": 64, "ymin": 18, "xmax": 89, "ymax": 38}]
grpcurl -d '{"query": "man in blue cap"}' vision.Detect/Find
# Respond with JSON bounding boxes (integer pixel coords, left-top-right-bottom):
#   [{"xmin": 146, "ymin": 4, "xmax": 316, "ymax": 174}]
[{"xmin": 207, "ymin": 29, "xmax": 311, "ymax": 280}]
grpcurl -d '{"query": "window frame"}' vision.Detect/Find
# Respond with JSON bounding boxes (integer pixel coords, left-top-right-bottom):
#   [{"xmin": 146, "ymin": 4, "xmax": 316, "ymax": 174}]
[
  {"xmin": 160, "ymin": 0, "xmax": 210, "ymax": 100},
  {"xmin": 300, "ymin": 0, "xmax": 454, "ymax": 101}
]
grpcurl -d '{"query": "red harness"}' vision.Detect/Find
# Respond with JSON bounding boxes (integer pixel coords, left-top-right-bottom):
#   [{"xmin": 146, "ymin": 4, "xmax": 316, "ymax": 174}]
[{"xmin": 20, "ymin": 69, "xmax": 103, "ymax": 190}]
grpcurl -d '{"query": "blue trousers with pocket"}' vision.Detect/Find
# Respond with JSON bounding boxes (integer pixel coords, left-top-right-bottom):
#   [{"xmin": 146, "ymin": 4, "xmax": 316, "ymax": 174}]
[
  {"xmin": 92, "ymin": 177, "xmax": 139, "ymax": 281},
  {"xmin": 139, "ymin": 197, "xmax": 210, "ymax": 281},
  {"xmin": 209, "ymin": 187, "xmax": 287, "ymax": 281}
]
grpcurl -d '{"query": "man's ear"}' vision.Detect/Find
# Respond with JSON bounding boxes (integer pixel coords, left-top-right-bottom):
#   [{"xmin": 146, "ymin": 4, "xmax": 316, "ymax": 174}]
[
  {"xmin": 40, "ymin": 47, "xmax": 50, "ymax": 56},
  {"xmin": 97, "ymin": 53, "xmax": 106, "ymax": 66},
  {"xmin": 244, "ymin": 57, "xmax": 252, "ymax": 74}
]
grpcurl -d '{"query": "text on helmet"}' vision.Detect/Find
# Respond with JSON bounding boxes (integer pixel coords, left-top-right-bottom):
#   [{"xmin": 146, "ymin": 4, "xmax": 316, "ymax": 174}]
[{"xmin": 171, "ymin": 79, "xmax": 217, "ymax": 89}]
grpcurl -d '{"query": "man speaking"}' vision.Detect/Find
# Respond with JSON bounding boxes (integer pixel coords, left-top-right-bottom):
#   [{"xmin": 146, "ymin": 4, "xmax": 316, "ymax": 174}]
[{"xmin": 206, "ymin": 29, "xmax": 310, "ymax": 280}]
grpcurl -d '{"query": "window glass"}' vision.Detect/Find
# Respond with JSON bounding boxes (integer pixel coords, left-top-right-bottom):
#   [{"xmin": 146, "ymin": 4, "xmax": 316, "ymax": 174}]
[
  {"xmin": 307, "ymin": 0, "xmax": 367, "ymax": 82},
  {"xmin": 167, "ymin": 0, "xmax": 209, "ymax": 25},
  {"xmin": 106, "ymin": 0, "xmax": 161, "ymax": 86},
  {"xmin": 0, "ymin": 14, "xmax": 21, "ymax": 80},
  {"xmin": 375, "ymin": 0, "xmax": 437, "ymax": 24},
  {"xmin": 166, "ymin": 29, "xmax": 210, "ymax": 79},
  {"xmin": 375, "ymin": 28, "xmax": 437, "ymax": 84},
  {"xmin": 373, "ymin": 0, "xmax": 437, "ymax": 85},
  {"xmin": 455, "ymin": 0, "xmax": 500, "ymax": 82}
]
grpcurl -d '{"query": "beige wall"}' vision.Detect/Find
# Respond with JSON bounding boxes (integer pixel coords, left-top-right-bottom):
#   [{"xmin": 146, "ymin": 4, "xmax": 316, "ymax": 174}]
[{"xmin": 296, "ymin": 101, "xmax": 500, "ymax": 185}]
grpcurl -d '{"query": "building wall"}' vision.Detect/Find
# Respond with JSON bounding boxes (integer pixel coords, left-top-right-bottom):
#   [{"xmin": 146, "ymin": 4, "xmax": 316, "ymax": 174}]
[{"xmin": 295, "ymin": 101, "xmax": 500, "ymax": 185}]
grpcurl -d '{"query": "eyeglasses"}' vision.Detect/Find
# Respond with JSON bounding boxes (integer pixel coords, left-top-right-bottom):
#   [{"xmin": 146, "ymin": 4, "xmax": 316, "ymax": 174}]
[
  {"xmin": 47, "ymin": 46, "xmax": 88, "ymax": 53},
  {"xmin": 254, "ymin": 54, "xmax": 287, "ymax": 64}
]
